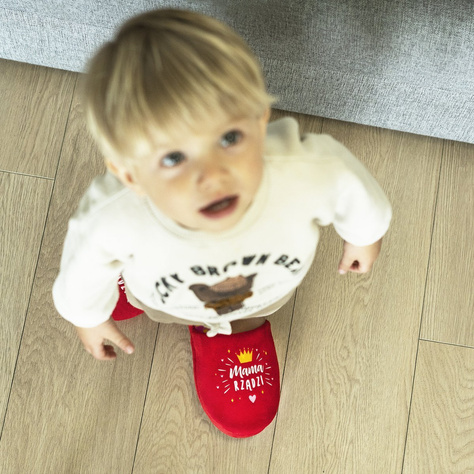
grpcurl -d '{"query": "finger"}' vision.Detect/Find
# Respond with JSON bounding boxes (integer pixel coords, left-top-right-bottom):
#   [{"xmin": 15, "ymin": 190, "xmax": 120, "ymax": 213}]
[
  {"xmin": 357, "ymin": 261, "xmax": 372, "ymax": 274},
  {"xmin": 104, "ymin": 323, "xmax": 135, "ymax": 355},
  {"xmin": 338, "ymin": 257, "xmax": 354, "ymax": 275},
  {"xmin": 88, "ymin": 343, "xmax": 117, "ymax": 361},
  {"xmin": 103, "ymin": 345, "xmax": 118, "ymax": 359}
]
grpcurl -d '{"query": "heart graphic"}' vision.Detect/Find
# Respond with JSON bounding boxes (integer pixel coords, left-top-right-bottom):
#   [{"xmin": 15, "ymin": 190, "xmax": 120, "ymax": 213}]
[{"xmin": 249, "ymin": 395, "xmax": 256, "ymax": 403}]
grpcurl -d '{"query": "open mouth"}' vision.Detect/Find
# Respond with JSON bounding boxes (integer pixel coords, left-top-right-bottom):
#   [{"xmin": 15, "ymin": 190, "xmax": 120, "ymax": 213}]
[{"xmin": 199, "ymin": 196, "xmax": 239, "ymax": 219}]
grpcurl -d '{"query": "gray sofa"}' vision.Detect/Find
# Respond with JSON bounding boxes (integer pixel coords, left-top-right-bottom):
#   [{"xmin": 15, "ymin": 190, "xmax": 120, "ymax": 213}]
[{"xmin": 2, "ymin": 0, "xmax": 473, "ymax": 143}]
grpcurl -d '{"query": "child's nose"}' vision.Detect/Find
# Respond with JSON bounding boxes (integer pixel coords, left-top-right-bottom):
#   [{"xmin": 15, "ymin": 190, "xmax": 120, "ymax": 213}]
[{"xmin": 197, "ymin": 155, "xmax": 228, "ymax": 189}]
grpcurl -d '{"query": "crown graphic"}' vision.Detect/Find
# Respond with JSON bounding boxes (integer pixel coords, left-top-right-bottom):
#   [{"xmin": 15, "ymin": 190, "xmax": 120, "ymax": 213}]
[{"xmin": 236, "ymin": 349, "xmax": 253, "ymax": 364}]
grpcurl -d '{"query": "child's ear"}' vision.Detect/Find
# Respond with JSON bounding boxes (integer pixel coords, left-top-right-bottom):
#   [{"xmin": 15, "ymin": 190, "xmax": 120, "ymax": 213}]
[
  {"xmin": 263, "ymin": 107, "xmax": 271, "ymax": 123},
  {"xmin": 258, "ymin": 107, "xmax": 271, "ymax": 131},
  {"xmin": 105, "ymin": 159, "xmax": 145, "ymax": 196}
]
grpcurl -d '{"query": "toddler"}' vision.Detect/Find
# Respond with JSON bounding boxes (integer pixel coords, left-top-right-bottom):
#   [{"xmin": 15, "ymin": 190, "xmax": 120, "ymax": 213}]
[{"xmin": 53, "ymin": 9, "xmax": 392, "ymax": 438}]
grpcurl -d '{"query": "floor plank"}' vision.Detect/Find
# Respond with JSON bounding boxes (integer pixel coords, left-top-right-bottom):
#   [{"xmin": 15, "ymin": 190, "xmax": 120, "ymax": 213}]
[
  {"xmin": 422, "ymin": 140, "xmax": 474, "ymax": 348},
  {"xmin": 0, "ymin": 89, "xmax": 158, "ymax": 473},
  {"xmin": 0, "ymin": 59, "xmax": 76, "ymax": 178},
  {"xmin": 5, "ymin": 57, "xmax": 473, "ymax": 473},
  {"xmin": 270, "ymin": 120, "xmax": 443, "ymax": 472},
  {"xmin": 0, "ymin": 173, "xmax": 53, "ymax": 432},
  {"xmin": 404, "ymin": 341, "xmax": 474, "ymax": 473}
]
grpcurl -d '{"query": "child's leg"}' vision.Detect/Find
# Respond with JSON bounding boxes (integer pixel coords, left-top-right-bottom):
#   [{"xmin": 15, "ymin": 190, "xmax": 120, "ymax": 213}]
[
  {"xmin": 111, "ymin": 276, "xmax": 144, "ymax": 321},
  {"xmin": 231, "ymin": 317, "xmax": 266, "ymax": 333}
]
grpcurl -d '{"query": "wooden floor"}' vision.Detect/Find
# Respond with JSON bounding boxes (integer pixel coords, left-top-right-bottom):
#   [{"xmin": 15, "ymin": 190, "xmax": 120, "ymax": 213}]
[{"xmin": 1, "ymin": 58, "xmax": 474, "ymax": 473}]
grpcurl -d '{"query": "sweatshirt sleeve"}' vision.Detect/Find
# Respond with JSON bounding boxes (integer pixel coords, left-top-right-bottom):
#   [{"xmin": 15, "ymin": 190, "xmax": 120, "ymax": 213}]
[
  {"xmin": 305, "ymin": 135, "xmax": 392, "ymax": 247},
  {"xmin": 52, "ymin": 214, "xmax": 126, "ymax": 327},
  {"xmin": 323, "ymin": 136, "xmax": 392, "ymax": 246},
  {"xmin": 52, "ymin": 174, "xmax": 132, "ymax": 328}
]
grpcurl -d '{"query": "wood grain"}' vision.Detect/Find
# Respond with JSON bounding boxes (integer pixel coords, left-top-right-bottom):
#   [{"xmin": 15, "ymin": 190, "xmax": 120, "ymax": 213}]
[
  {"xmin": 0, "ymin": 59, "xmax": 76, "ymax": 177},
  {"xmin": 5, "ymin": 58, "xmax": 474, "ymax": 473},
  {"xmin": 404, "ymin": 341, "xmax": 474, "ymax": 473},
  {"xmin": 0, "ymin": 173, "xmax": 52, "ymax": 431},
  {"xmin": 422, "ymin": 140, "xmax": 474, "ymax": 347},
  {"xmin": 0, "ymin": 89, "xmax": 158, "ymax": 473},
  {"xmin": 269, "ymin": 120, "xmax": 443, "ymax": 472}
]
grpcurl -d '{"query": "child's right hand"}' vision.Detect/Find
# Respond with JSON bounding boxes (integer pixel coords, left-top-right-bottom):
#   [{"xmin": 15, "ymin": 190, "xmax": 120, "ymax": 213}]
[{"xmin": 75, "ymin": 319, "xmax": 135, "ymax": 361}]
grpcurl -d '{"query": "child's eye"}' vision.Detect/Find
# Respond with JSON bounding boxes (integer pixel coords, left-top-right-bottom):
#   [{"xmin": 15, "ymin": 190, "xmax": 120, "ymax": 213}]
[
  {"xmin": 161, "ymin": 152, "xmax": 186, "ymax": 168},
  {"xmin": 220, "ymin": 130, "xmax": 242, "ymax": 148}
]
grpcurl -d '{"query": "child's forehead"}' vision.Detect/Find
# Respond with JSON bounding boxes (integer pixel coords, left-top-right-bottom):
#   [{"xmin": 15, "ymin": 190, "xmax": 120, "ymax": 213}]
[{"xmin": 148, "ymin": 113, "xmax": 252, "ymax": 148}]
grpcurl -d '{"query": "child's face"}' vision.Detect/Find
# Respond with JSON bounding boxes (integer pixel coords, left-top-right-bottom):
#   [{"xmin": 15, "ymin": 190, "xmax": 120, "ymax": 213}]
[{"xmin": 110, "ymin": 110, "xmax": 269, "ymax": 233}]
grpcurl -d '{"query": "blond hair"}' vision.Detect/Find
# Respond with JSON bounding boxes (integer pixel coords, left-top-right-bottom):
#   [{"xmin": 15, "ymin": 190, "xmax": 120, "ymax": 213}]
[{"xmin": 83, "ymin": 9, "xmax": 275, "ymax": 163}]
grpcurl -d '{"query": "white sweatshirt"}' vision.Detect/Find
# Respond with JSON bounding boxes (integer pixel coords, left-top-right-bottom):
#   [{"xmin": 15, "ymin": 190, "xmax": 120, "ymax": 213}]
[{"xmin": 53, "ymin": 117, "xmax": 392, "ymax": 332}]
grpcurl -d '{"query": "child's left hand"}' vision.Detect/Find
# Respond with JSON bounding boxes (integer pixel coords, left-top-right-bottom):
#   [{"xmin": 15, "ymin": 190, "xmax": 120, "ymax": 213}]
[{"xmin": 338, "ymin": 239, "xmax": 383, "ymax": 275}]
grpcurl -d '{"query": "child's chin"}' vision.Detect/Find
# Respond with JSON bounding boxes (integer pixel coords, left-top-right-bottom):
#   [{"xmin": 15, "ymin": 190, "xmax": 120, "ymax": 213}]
[{"xmin": 198, "ymin": 212, "xmax": 244, "ymax": 233}]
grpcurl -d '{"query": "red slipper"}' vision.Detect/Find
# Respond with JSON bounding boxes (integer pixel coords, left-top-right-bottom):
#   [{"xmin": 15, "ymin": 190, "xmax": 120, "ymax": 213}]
[
  {"xmin": 111, "ymin": 277, "xmax": 143, "ymax": 321},
  {"xmin": 189, "ymin": 320, "xmax": 280, "ymax": 438}
]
